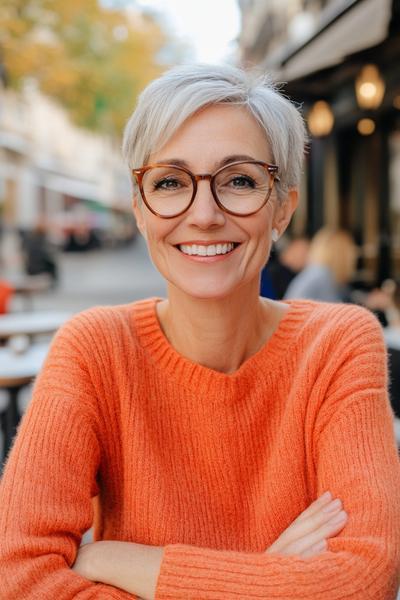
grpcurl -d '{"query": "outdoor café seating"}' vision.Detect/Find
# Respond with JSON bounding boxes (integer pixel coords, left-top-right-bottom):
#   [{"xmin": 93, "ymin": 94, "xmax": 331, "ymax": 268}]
[
  {"xmin": 0, "ymin": 341, "xmax": 49, "ymax": 468},
  {"xmin": 0, "ymin": 310, "xmax": 70, "ymax": 468},
  {"xmin": 0, "ymin": 280, "xmax": 14, "ymax": 315}
]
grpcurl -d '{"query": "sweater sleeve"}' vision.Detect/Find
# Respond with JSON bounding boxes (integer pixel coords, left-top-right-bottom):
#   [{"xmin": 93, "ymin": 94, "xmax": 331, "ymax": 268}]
[
  {"xmin": 0, "ymin": 315, "xmax": 134, "ymax": 599},
  {"xmin": 155, "ymin": 308, "xmax": 400, "ymax": 599}
]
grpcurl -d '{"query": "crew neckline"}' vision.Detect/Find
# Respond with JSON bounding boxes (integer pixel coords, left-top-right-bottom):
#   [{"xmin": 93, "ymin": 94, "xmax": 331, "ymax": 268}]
[{"xmin": 131, "ymin": 297, "xmax": 311, "ymax": 394}]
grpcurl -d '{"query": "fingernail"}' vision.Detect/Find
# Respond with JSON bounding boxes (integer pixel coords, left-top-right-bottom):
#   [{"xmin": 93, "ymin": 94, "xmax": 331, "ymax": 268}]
[
  {"xmin": 319, "ymin": 491, "xmax": 332, "ymax": 502},
  {"xmin": 329, "ymin": 510, "xmax": 347, "ymax": 524},
  {"xmin": 322, "ymin": 499, "xmax": 342, "ymax": 513}
]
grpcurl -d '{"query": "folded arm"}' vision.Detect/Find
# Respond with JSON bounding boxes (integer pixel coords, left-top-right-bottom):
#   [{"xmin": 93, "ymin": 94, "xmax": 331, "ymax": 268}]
[
  {"xmin": 152, "ymin": 311, "xmax": 400, "ymax": 599},
  {"xmin": 0, "ymin": 317, "xmax": 135, "ymax": 599},
  {"xmin": 70, "ymin": 310, "xmax": 400, "ymax": 600}
]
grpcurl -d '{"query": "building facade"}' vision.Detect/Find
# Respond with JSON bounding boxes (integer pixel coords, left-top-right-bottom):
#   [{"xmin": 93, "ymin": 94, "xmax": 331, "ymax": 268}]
[
  {"xmin": 0, "ymin": 79, "xmax": 134, "ymax": 272},
  {"xmin": 238, "ymin": 0, "xmax": 400, "ymax": 286}
]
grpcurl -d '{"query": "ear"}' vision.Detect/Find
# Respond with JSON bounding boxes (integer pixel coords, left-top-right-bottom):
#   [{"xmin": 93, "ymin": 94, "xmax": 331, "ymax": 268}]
[
  {"xmin": 272, "ymin": 188, "xmax": 298, "ymax": 238},
  {"xmin": 132, "ymin": 195, "xmax": 147, "ymax": 239}
]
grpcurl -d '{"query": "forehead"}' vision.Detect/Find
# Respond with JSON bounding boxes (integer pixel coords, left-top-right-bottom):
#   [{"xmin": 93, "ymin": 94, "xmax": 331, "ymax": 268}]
[{"xmin": 149, "ymin": 104, "xmax": 272, "ymax": 167}]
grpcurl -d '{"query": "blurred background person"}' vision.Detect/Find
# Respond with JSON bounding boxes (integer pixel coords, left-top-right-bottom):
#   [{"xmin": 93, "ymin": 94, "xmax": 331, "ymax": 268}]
[
  {"xmin": 260, "ymin": 234, "xmax": 310, "ymax": 299},
  {"xmin": 384, "ymin": 281, "xmax": 400, "ymax": 425},
  {"xmin": 19, "ymin": 219, "xmax": 59, "ymax": 287},
  {"xmin": 284, "ymin": 227, "xmax": 357, "ymax": 303},
  {"xmin": 379, "ymin": 279, "xmax": 400, "ymax": 346},
  {"xmin": 364, "ymin": 278, "xmax": 400, "ymax": 421}
]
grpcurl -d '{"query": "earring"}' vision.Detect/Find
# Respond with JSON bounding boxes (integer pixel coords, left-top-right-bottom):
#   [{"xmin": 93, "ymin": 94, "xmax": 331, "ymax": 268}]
[{"xmin": 271, "ymin": 228, "xmax": 279, "ymax": 242}]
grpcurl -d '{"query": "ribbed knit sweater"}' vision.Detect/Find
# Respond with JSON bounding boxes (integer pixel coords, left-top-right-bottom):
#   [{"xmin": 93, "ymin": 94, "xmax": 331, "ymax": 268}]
[{"xmin": 1, "ymin": 298, "xmax": 399, "ymax": 599}]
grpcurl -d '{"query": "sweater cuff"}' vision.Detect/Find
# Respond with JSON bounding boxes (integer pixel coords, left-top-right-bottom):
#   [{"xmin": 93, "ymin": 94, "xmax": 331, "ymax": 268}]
[{"xmin": 155, "ymin": 543, "xmax": 269, "ymax": 599}]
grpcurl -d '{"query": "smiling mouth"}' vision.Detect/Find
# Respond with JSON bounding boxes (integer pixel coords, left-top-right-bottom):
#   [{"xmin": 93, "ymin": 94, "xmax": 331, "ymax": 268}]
[{"xmin": 176, "ymin": 242, "xmax": 240, "ymax": 257}]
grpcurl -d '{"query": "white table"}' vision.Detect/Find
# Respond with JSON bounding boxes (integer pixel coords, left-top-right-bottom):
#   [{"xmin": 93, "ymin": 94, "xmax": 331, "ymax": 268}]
[
  {"xmin": 0, "ymin": 310, "xmax": 71, "ymax": 341},
  {"xmin": 0, "ymin": 342, "xmax": 50, "ymax": 465},
  {"xmin": 7, "ymin": 274, "xmax": 52, "ymax": 310},
  {"xmin": 0, "ymin": 342, "xmax": 50, "ymax": 384}
]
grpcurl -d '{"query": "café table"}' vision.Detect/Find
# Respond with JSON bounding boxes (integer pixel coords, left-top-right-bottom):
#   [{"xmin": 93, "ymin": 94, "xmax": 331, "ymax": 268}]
[
  {"xmin": 0, "ymin": 342, "xmax": 50, "ymax": 467},
  {"xmin": 7, "ymin": 274, "xmax": 52, "ymax": 311},
  {"xmin": 0, "ymin": 310, "xmax": 71, "ymax": 342}
]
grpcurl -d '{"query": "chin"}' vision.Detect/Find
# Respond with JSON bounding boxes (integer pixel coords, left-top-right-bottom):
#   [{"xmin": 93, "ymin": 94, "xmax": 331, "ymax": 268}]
[
  {"xmin": 177, "ymin": 285, "xmax": 234, "ymax": 300},
  {"xmin": 167, "ymin": 273, "xmax": 250, "ymax": 301},
  {"xmin": 186, "ymin": 289, "xmax": 233, "ymax": 301}
]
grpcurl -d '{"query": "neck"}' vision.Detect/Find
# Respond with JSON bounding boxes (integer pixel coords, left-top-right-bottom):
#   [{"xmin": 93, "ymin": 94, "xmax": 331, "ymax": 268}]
[{"xmin": 156, "ymin": 281, "xmax": 284, "ymax": 374}]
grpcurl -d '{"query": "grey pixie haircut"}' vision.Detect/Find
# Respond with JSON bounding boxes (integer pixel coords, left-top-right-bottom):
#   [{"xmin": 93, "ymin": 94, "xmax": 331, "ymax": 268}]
[{"xmin": 122, "ymin": 63, "xmax": 307, "ymax": 201}]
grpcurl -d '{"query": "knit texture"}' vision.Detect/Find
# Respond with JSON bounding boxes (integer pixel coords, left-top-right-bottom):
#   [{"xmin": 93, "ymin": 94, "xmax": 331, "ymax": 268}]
[{"xmin": 0, "ymin": 298, "xmax": 399, "ymax": 599}]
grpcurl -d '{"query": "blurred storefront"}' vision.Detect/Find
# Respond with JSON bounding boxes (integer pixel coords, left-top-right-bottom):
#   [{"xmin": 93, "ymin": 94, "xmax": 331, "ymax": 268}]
[
  {"xmin": 0, "ymin": 79, "xmax": 135, "ymax": 271},
  {"xmin": 239, "ymin": 0, "xmax": 400, "ymax": 286}
]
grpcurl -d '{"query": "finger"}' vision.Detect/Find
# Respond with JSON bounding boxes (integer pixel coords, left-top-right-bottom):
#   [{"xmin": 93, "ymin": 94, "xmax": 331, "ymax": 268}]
[
  {"xmin": 313, "ymin": 510, "xmax": 348, "ymax": 541},
  {"xmin": 265, "ymin": 495, "xmax": 345, "ymax": 555},
  {"xmin": 284, "ymin": 510, "xmax": 348, "ymax": 556},
  {"xmin": 291, "ymin": 498, "xmax": 344, "ymax": 540},
  {"xmin": 295, "ymin": 492, "xmax": 334, "ymax": 522},
  {"xmin": 299, "ymin": 538, "xmax": 327, "ymax": 559},
  {"xmin": 277, "ymin": 499, "xmax": 342, "ymax": 547}
]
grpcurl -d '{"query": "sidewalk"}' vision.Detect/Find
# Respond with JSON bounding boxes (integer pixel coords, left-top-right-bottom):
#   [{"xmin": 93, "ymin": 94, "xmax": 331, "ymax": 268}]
[
  {"xmin": 1, "ymin": 238, "xmax": 167, "ymax": 454},
  {"xmin": 15, "ymin": 236, "xmax": 166, "ymax": 314}
]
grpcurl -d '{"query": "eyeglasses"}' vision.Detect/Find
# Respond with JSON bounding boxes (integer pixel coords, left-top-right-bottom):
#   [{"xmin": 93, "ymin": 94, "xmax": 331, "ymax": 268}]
[{"xmin": 132, "ymin": 160, "xmax": 280, "ymax": 218}]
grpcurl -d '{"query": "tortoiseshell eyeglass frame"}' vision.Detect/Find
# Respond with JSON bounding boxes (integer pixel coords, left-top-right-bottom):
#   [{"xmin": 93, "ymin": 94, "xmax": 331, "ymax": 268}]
[{"xmin": 131, "ymin": 160, "xmax": 280, "ymax": 219}]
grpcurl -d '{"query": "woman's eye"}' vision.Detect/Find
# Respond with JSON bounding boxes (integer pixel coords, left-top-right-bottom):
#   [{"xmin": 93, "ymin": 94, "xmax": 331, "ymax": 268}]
[
  {"xmin": 154, "ymin": 178, "xmax": 180, "ymax": 190},
  {"xmin": 230, "ymin": 176, "xmax": 256, "ymax": 188}
]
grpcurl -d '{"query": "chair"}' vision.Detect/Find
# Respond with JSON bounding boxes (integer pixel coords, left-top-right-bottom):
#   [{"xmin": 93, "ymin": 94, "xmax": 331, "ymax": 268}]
[
  {"xmin": 0, "ymin": 280, "xmax": 14, "ymax": 314},
  {"xmin": 387, "ymin": 346, "xmax": 400, "ymax": 420}
]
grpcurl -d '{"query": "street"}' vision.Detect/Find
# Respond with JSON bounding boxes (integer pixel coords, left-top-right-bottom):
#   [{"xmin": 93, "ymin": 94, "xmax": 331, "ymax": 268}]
[
  {"xmin": 26, "ymin": 235, "xmax": 167, "ymax": 314},
  {"xmin": 0, "ymin": 236, "xmax": 167, "ymax": 453}
]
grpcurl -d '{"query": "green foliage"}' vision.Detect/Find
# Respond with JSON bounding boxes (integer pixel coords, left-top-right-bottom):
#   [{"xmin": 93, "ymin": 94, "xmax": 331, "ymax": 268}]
[{"xmin": 0, "ymin": 0, "xmax": 174, "ymax": 135}]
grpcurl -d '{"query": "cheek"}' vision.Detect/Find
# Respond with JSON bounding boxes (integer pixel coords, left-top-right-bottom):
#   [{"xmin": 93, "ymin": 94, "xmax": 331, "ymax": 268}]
[
  {"xmin": 144, "ymin": 221, "xmax": 174, "ymax": 264},
  {"xmin": 244, "ymin": 213, "xmax": 271, "ymax": 252},
  {"xmin": 248, "ymin": 221, "xmax": 273, "ymax": 269},
  {"xmin": 141, "ymin": 213, "xmax": 170, "ymax": 241}
]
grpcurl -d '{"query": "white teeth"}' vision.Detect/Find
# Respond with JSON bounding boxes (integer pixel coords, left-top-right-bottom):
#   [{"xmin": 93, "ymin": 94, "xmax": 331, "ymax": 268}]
[{"xmin": 179, "ymin": 243, "xmax": 235, "ymax": 256}]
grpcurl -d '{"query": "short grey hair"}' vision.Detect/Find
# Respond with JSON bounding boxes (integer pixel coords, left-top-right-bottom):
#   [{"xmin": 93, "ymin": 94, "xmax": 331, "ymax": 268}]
[{"xmin": 122, "ymin": 63, "xmax": 307, "ymax": 201}]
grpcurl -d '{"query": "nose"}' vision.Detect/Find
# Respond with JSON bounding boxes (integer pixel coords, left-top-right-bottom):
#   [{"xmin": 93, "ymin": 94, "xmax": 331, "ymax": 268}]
[{"xmin": 186, "ymin": 178, "xmax": 226, "ymax": 229}]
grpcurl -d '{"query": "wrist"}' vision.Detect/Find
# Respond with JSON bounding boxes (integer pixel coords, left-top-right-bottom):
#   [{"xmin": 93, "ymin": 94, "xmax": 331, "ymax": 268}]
[{"xmin": 82, "ymin": 540, "xmax": 164, "ymax": 599}]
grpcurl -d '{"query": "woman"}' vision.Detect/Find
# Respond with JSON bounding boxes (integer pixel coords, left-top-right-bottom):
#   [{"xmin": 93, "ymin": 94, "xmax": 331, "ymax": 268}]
[
  {"xmin": 0, "ymin": 64, "xmax": 399, "ymax": 599},
  {"xmin": 260, "ymin": 235, "xmax": 310, "ymax": 299},
  {"xmin": 284, "ymin": 227, "xmax": 357, "ymax": 302}
]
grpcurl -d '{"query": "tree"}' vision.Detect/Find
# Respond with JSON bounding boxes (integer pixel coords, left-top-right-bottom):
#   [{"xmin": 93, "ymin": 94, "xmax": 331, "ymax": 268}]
[{"xmin": 0, "ymin": 0, "xmax": 178, "ymax": 135}]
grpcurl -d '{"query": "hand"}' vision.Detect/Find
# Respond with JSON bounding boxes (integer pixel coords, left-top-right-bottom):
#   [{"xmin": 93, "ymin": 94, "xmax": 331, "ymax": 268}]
[
  {"xmin": 364, "ymin": 288, "xmax": 393, "ymax": 311},
  {"xmin": 72, "ymin": 540, "xmax": 163, "ymax": 600},
  {"xmin": 265, "ymin": 491, "xmax": 348, "ymax": 559}
]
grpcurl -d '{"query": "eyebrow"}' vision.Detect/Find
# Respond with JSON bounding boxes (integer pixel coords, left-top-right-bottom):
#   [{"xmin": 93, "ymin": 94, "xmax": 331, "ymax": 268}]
[{"xmin": 155, "ymin": 154, "xmax": 258, "ymax": 170}]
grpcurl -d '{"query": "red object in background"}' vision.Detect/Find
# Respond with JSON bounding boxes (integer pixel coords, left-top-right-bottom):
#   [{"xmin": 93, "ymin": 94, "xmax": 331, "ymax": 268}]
[{"xmin": 0, "ymin": 281, "xmax": 14, "ymax": 314}]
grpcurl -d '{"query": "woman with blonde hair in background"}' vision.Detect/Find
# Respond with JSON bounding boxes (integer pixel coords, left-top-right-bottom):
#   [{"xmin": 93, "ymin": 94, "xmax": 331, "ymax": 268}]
[
  {"xmin": 0, "ymin": 64, "xmax": 399, "ymax": 599},
  {"xmin": 284, "ymin": 227, "xmax": 358, "ymax": 302}
]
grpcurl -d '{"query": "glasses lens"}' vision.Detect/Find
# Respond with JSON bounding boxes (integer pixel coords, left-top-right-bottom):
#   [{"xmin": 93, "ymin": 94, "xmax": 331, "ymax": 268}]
[
  {"xmin": 214, "ymin": 162, "xmax": 272, "ymax": 214},
  {"xmin": 141, "ymin": 166, "xmax": 193, "ymax": 217}
]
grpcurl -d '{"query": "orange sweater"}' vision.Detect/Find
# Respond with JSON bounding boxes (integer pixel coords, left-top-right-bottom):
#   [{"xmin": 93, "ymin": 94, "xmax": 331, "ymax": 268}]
[{"xmin": 0, "ymin": 298, "xmax": 399, "ymax": 599}]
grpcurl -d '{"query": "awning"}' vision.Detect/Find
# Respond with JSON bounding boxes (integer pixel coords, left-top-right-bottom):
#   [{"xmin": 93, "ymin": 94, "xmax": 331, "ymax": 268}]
[
  {"xmin": 44, "ymin": 174, "xmax": 104, "ymax": 203},
  {"xmin": 270, "ymin": 0, "xmax": 392, "ymax": 81},
  {"xmin": 0, "ymin": 131, "xmax": 29, "ymax": 155}
]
